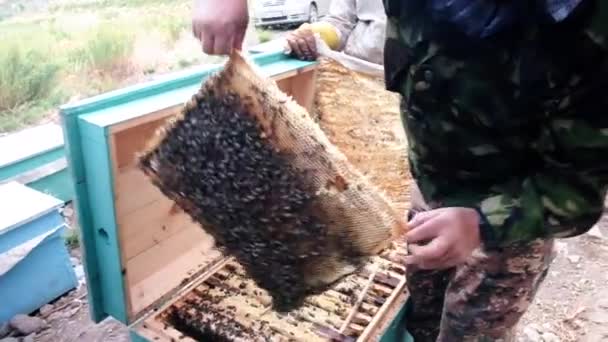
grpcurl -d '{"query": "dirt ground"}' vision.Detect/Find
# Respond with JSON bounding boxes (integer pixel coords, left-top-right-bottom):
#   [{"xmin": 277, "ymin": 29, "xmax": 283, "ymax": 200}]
[{"xmin": 516, "ymin": 215, "xmax": 608, "ymax": 342}]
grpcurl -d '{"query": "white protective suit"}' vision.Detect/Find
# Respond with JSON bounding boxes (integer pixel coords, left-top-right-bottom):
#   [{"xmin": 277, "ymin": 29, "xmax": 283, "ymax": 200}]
[{"xmin": 322, "ymin": 0, "xmax": 386, "ymax": 65}]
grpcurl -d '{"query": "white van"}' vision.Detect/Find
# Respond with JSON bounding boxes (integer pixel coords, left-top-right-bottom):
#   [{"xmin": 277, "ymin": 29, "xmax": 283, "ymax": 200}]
[{"xmin": 253, "ymin": 0, "xmax": 332, "ymax": 29}]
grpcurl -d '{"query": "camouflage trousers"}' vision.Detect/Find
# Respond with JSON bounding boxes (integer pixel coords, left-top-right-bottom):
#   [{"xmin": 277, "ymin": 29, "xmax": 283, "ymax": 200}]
[{"xmin": 406, "ymin": 186, "xmax": 555, "ymax": 342}]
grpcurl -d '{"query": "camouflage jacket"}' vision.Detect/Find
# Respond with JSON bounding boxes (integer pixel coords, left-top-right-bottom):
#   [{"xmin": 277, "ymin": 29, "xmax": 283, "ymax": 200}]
[{"xmin": 383, "ymin": 0, "xmax": 608, "ymax": 248}]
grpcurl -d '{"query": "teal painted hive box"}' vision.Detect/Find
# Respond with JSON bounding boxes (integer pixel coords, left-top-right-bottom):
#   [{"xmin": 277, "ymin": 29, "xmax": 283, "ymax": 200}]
[
  {"xmin": 0, "ymin": 181, "xmax": 77, "ymax": 323},
  {"xmin": 60, "ymin": 52, "xmax": 412, "ymax": 342},
  {"xmin": 0, "ymin": 123, "xmax": 74, "ymax": 203}
]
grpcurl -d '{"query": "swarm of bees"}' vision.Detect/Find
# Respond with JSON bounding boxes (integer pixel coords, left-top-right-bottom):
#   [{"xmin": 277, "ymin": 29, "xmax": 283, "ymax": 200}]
[{"xmin": 138, "ymin": 51, "xmax": 405, "ymax": 312}]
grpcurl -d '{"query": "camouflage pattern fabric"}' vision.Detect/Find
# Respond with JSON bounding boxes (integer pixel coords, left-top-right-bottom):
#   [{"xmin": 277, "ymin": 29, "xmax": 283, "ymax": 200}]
[
  {"xmin": 406, "ymin": 237, "xmax": 554, "ymax": 342},
  {"xmin": 382, "ymin": 0, "xmax": 608, "ymax": 340},
  {"xmin": 383, "ymin": 0, "xmax": 608, "ymax": 249},
  {"xmin": 405, "ymin": 185, "xmax": 556, "ymax": 341}
]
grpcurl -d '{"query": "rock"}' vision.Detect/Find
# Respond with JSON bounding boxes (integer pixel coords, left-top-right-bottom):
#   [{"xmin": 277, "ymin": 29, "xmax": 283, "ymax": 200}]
[
  {"xmin": 70, "ymin": 257, "xmax": 80, "ymax": 267},
  {"xmin": 587, "ymin": 225, "xmax": 605, "ymax": 239},
  {"xmin": 0, "ymin": 337, "xmax": 19, "ymax": 342},
  {"xmin": 62, "ymin": 207, "xmax": 74, "ymax": 217},
  {"xmin": 66, "ymin": 307, "xmax": 81, "ymax": 318},
  {"xmin": 47, "ymin": 311, "xmax": 65, "ymax": 322},
  {"xmin": 69, "ymin": 248, "xmax": 82, "ymax": 260},
  {"xmin": 0, "ymin": 323, "xmax": 10, "ymax": 338},
  {"xmin": 22, "ymin": 334, "xmax": 35, "ymax": 342},
  {"xmin": 523, "ymin": 325, "xmax": 542, "ymax": 342},
  {"xmin": 554, "ymin": 241, "xmax": 568, "ymax": 255},
  {"xmin": 9, "ymin": 315, "xmax": 46, "ymax": 336},
  {"xmin": 567, "ymin": 255, "xmax": 581, "ymax": 263},
  {"xmin": 587, "ymin": 310, "xmax": 608, "ymax": 324},
  {"xmin": 74, "ymin": 265, "xmax": 86, "ymax": 285},
  {"xmin": 542, "ymin": 332, "xmax": 561, "ymax": 342},
  {"xmin": 39, "ymin": 304, "xmax": 54, "ymax": 316}
]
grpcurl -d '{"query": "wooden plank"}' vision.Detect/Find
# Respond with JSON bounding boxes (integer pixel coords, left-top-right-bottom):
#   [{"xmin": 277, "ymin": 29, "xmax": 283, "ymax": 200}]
[
  {"xmin": 78, "ymin": 123, "xmax": 129, "ymax": 324},
  {"xmin": 276, "ymin": 77, "xmax": 292, "ymax": 98},
  {"xmin": 109, "ymin": 105, "xmax": 177, "ymax": 135},
  {"xmin": 113, "ymin": 167, "xmax": 165, "ymax": 218},
  {"xmin": 271, "ymin": 64, "xmax": 317, "ymax": 82},
  {"xmin": 126, "ymin": 225, "xmax": 220, "ymax": 316},
  {"xmin": 340, "ymin": 267, "xmax": 378, "ymax": 333},
  {"xmin": 1, "ymin": 158, "xmax": 68, "ymax": 185},
  {"xmin": 131, "ymin": 257, "xmax": 231, "ymax": 333},
  {"xmin": 290, "ymin": 69, "xmax": 317, "ymax": 113},
  {"xmin": 274, "ymin": 69, "xmax": 317, "ymax": 113},
  {"xmin": 0, "ymin": 182, "xmax": 63, "ymax": 235},
  {"xmin": 145, "ymin": 319, "xmax": 198, "ymax": 342},
  {"xmin": 108, "ymin": 65, "xmax": 315, "ymax": 137},
  {"xmin": 358, "ymin": 278, "xmax": 408, "ymax": 342},
  {"xmin": 0, "ymin": 123, "xmax": 64, "ymax": 168},
  {"xmin": 111, "ymin": 116, "xmax": 172, "ymax": 170},
  {"xmin": 119, "ymin": 197, "xmax": 192, "ymax": 261}
]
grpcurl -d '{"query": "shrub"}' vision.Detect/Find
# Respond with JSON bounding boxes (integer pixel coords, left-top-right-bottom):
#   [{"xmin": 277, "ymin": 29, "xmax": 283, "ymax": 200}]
[
  {"xmin": 158, "ymin": 16, "xmax": 189, "ymax": 44},
  {"xmin": 0, "ymin": 41, "xmax": 60, "ymax": 111},
  {"xmin": 71, "ymin": 24, "xmax": 135, "ymax": 72},
  {"xmin": 65, "ymin": 229, "xmax": 80, "ymax": 249}
]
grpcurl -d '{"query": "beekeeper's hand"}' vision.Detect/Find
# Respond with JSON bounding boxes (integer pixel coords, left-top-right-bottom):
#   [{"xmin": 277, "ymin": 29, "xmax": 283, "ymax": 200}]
[
  {"xmin": 404, "ymin": 208, "xmax": 481, "ymax": 270},
  {"xmin": 192, "ymin": 0, "xmax": 249, "ymax": 55},
  {"xmin": 286, "ymin": 22, "xmax": 340, "ymax": 61}
]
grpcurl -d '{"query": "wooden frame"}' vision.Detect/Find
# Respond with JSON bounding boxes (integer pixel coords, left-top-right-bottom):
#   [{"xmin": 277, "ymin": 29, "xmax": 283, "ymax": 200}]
[
  {"xmin": 60, "ymin": 51, "xmax": 319, "ymax": 324},
  {"xmin": 127, "ymin": 253, "xmax": 409, "ymax": 342}
]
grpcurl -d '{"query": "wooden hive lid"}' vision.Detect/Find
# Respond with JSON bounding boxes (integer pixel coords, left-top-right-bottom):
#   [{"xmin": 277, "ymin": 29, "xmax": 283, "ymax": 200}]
[{"xmin": 0, "ymin": 181, "xmax": 63, "ymax": 235}]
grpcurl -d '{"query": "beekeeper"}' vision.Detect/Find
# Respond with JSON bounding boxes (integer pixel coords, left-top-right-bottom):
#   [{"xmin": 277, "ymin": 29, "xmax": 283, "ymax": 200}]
[
  {"xmin": 192, "ymin": 0, "xmax": 608, "ymax": 341},
  {"xmin": 284, "ymin": 0, "xmax": 386, "ymax": 65}
]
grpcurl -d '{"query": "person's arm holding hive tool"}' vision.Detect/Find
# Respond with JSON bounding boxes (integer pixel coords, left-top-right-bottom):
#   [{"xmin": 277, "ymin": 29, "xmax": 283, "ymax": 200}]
[
  {"xmin": 285, "ymin": 0, "xmax": 355, "ymax": 61},
  {"xmin": 192, "ymin": 0, "xmax": 249, "ymax": 55}
]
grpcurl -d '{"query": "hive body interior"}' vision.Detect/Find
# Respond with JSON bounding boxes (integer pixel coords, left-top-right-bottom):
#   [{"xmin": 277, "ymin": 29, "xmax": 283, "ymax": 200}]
[
  {"xmin": 137, "ymin": 52, "xmax": 404, "ymax": 311},
  {"xmin": 135, "ymin": 245, "xmax": 409, "ymax": 342}
]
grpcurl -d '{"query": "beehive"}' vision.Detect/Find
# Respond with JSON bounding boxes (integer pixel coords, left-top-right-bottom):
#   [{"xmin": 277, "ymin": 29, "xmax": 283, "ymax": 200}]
[
  {"xmin": 137, "ymin": 52, "xmax": 405, "ymax": 311},
  {"xmin": 313, "ymin": 58, "xmax": 411, "ymax": 213},
  {"xmin": 60, "ymin": 51, "xmax": 412, "ymax": 342}
]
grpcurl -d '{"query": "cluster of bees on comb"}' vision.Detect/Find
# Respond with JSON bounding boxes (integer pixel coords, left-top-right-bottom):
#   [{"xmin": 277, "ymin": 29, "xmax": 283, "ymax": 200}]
[{"xmin": 139, "ymin": 88, "xmax": 362, "ymax": 311}]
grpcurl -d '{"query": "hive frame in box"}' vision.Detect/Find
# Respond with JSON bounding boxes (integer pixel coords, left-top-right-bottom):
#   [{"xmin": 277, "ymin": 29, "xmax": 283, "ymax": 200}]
[{"xmin": 60, "ymin": 51, "xmax": 412, "ymax": 341}]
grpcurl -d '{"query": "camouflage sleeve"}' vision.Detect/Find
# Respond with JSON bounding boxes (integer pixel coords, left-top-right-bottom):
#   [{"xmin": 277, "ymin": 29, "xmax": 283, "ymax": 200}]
[
  {"xmin": 385, "ymin": 0, "xmax": 608, "ymax": 249},
  {"xmin": 478, "ymin": 113, "xmax": 608, "ymax": 247}
]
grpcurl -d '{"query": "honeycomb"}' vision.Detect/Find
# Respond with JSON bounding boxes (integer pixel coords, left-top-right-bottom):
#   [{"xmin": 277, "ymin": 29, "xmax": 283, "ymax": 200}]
[{"xmin": 138, "ymin": 52, "xmax": 405, "ymax": 311}]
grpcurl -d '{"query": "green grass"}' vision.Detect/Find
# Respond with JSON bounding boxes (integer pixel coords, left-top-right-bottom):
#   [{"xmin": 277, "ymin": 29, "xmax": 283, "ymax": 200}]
[
  {"xmin": 156, "ymin": 15, "xmax": 189, "ymax": 44},
  {"xmin": 49, "ymin": 0, "xmax": 176, "ymax": 12},
  {"xmin": 64, "ymin": 229, "xmax": 80, "ymax": 249},
  {"xmin": 70, "ymin": 24, "xmax": 135, "ymax": 72},
  {"xmin": 0, "ymin": 0, "xmax": 211, "ymax": 133},
  {"xmin": 0, "ymin": 92, "xmax": 65, "ymax": 132},
  {"xmin": 257, "ymin": 29, "xmax": 273, "ymax": 43},
  {"xmin": 0, "ymin": 40, "xmax": 61, "ymax": 112}
]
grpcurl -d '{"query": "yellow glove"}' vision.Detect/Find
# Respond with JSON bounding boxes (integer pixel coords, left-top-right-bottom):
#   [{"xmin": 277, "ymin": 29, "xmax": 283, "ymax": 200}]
[{"xmin": 299, "ymin": 22, "xmax": 340, "ymax": 51}]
